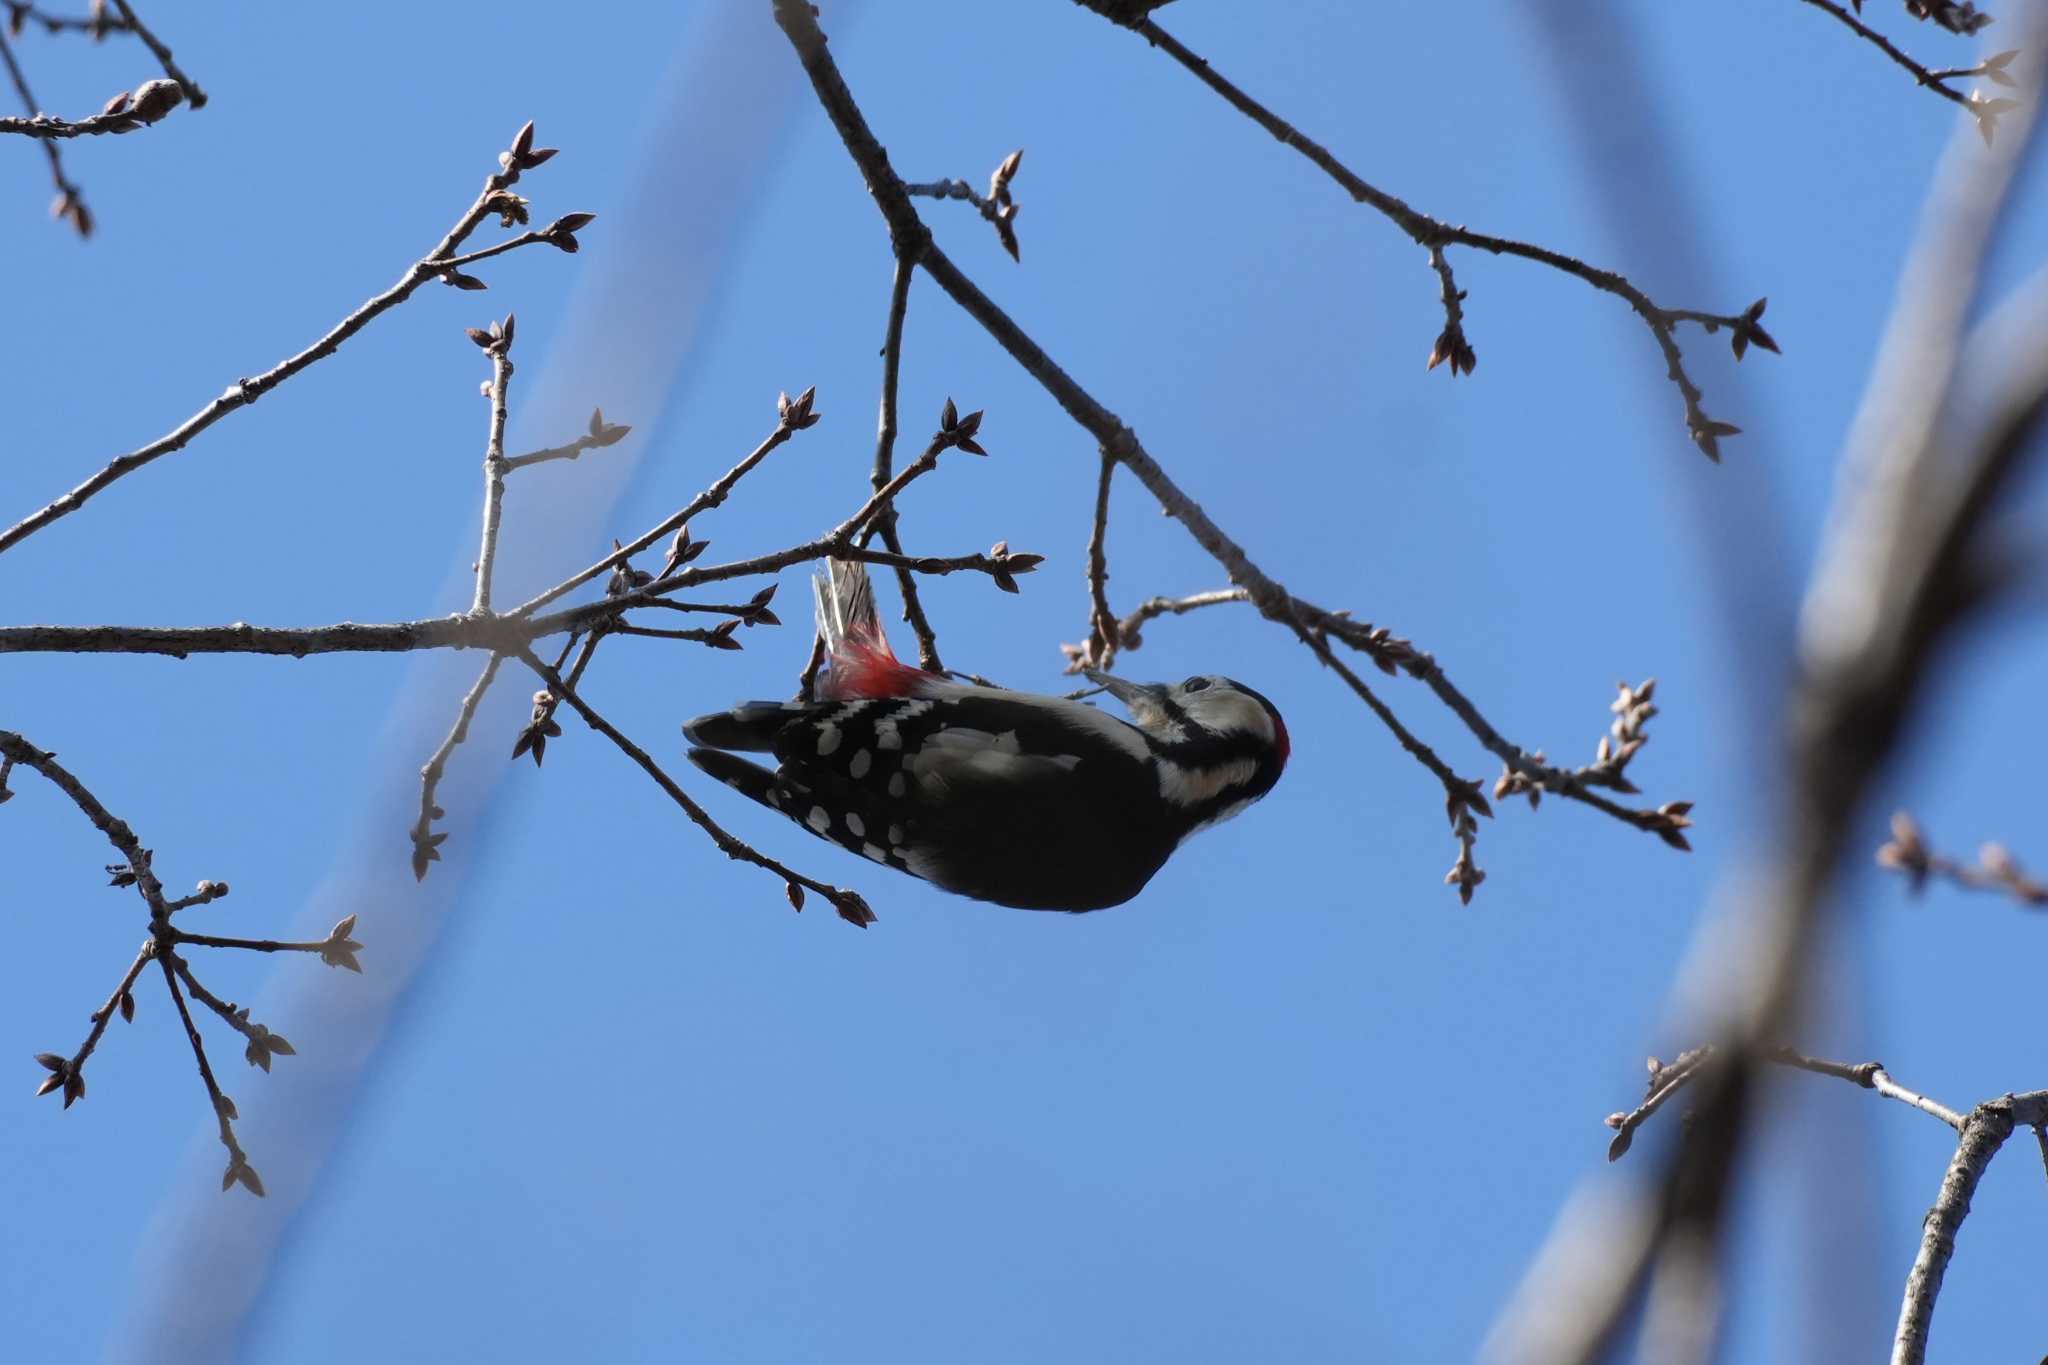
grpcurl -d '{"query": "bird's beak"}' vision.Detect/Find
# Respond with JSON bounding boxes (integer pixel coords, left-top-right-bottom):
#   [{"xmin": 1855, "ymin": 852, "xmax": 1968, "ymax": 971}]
[{"xmin": 1082, "ymin": 669, "xmax": 1168, "ymax": 709}]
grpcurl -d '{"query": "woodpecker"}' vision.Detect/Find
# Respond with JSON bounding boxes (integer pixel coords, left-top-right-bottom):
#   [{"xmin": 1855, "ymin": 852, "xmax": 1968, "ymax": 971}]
[{"xmin": 683, "ymin": 561, "xmax": 1288, "ymax": 911}]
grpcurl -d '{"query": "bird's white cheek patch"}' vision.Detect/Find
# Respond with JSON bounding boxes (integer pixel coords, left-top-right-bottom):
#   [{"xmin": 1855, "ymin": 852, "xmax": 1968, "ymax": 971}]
[
  {"xmin": 1180, "ymin": 797, "xmax": 1255, "ymax": 845},
  {"xmin": 1160, "ymin": 757, "xmax": 1259, "ymax": 807}
]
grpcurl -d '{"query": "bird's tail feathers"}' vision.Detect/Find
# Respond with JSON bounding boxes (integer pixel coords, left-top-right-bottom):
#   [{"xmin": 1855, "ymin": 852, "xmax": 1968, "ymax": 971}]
[{"xmin": 812, "ymin": 558, "xmax": 921, "ymax": 699}]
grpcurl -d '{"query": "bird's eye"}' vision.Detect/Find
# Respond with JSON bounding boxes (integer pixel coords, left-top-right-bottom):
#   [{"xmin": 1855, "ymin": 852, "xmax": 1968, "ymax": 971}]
[{"xmin": 1182, "ymin": 676, "xmax": 1210, "ymax": 693}]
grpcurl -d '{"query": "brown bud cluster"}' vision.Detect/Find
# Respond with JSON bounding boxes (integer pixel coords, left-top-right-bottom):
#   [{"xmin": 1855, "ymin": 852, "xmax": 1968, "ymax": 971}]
[
  {"xmin": 777, "ymin": 385, "xmax": 821, "ymax": 432},
  {"xmin": 936, "ymin": 398, "xmax": 987, "ymax": 456},
  {"xmin": 511, "ymin": 689, "xmax": 565, "ymax": 767}
]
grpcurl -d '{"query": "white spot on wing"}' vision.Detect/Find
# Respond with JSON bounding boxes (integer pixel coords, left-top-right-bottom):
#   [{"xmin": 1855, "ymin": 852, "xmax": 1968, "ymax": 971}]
[
  {"xmin": 887, "ymin": 773, "xmax": 907, "ymax": 798},
  {"xmin": 844, "ymin": 812, "xmax": 865, "ymax": 837},
  {"xmin": 861, "ymin": 843, "xmax": 887, "ymax": 862},
  {"xmin": 849, "ymin": 749, "xmax": 872, "ymax": 779},
  {"xmin": 806, "ymin": 806, "xmax": 830, "ymax": 833},
  {"xmin": 816, "ymin": 725, "xmax": 842, "ymax": 756}
]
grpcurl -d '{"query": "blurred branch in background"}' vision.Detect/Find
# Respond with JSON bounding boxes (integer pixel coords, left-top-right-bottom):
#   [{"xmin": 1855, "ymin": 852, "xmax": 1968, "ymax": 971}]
[
  {"xmin": 1484, "ymin": 4, "xmax": 2048, "ymax": 1359},
  {"xmin": 1875, "ymin": 809, "xmax": 2048, "ymax": 907},
  {"xmin": 0, "ymin": 0, "xmax": 200, "ymax": 234}
]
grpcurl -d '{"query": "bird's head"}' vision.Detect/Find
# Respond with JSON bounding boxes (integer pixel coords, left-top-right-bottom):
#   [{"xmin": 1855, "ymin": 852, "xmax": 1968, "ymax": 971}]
[{"xmin": 1084, "ymin": 670, "xmax": 1289, "ymax": 822}]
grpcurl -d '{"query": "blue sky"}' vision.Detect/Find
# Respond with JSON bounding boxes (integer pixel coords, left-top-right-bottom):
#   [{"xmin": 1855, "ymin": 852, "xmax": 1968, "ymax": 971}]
[{"xmin": 4, "ymin": 2, "xmax": 2045, "ymax": 1361}]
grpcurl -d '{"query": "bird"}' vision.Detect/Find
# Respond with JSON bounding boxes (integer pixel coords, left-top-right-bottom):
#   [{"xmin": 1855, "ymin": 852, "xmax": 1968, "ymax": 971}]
[{"xmin": 683, "ymin": 560, "xmax": 1288, "ymax": 911}]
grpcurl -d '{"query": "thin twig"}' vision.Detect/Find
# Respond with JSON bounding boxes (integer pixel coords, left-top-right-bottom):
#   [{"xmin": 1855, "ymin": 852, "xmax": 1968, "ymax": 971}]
[
  {"xmin": 4, "ymin": 3, "xmax": 134, "ymax": 36},
  {"xmin": 1100, "ymin": 11, "xmax": 1774, "ymax": 459},
  {"xmin": 1063, "ymin": 587, "xmax": 1249, "ymax": 672},
  {"xmin": 103, "ymin": 0, "xmax": 203, "ymax": 107},
  {"xmin": 0, "ymin": 730, "xmax": 167, "ymax": 909},
  {"xmin": 1605, "ymin": 1047, "xmax": 1966, "ymax": 1164},
  {"xmin": 903, "ymin": 149, "xmax": 1022, "ymax": 259},
  {"xmin": 472, "ymin": 330, "xmax": 514, "ymax": 615},
  {"xmin": 831, "ymin": 428, "xmax": 953, "ymax": 545},
  {"xmin": 53, "ymin": 940, "xmax": 155, "ymax": 1092},
  {"xmin": 1875, "ymin": 810, "xmax": 2048, "ymax": 907},
  {"xmin": 866, "ymin": 254, "xmax": 946, "ymax": 670},
  {"xmin": 508, "ymin": 396, "xmax": 814, "ymax": 619},
  {"xmin": 501, "ymin": 408, "xmax": 631, "ymax": 471},
  {"xmin": 1768, "ymin": 1048, "xmax": 1966, "ymax": 1129},
  {"xmin": 0, "ymin": 120, "xmax": 576, "ymax": 555},
  {"xmin": 158, "ymin": 953, "xmax": 258, "ymax": 1194},
  {"xmin": 0, "ymin": 84, "xmax": 177, "ymax": 137},
  {"xmin": 1793, "ymin": 0, "xmax": 1972, "ymax": 109},
  {"xmin": 410, "ymin": 653, "xmax": 504, "ymax": 881},
  {"xmin": 169, "ymin": 930, "xmax": 330, "ymax": 955},
  {"xmin": 1082, "ymin": 451, "xmax": 1119, "ymax": 668},
  {"xmin": 0, "ymin": 25, "xmax": 88, "ymax": 233},
  {"xmin": 518, "ymin": 647, "xmax": 876, "ymax": 926}
]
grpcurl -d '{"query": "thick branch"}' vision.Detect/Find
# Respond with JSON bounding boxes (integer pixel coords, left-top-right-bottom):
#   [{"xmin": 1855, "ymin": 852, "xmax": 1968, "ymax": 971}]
[{"xmin": 1893, "ymin": 1093, "xmax": 2048, "ymax": 1365}]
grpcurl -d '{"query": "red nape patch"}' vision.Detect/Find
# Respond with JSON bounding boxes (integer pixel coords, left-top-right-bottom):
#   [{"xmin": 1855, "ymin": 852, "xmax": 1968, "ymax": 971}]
[
  {"xmin": 818, "ymin": 633, "xmax": 932, "ymax": 700},
  {"xmin": 1270, "ymin": 709, "xmax": 1291, "ymax": 766}
]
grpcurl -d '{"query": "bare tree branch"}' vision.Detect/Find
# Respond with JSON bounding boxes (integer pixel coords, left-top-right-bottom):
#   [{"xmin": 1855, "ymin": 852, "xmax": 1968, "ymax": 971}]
[
  {"xmin": 771, "ymin": 0, "xmax": 1693, "ymax": 902},
  {"xmin": 1876, "ymin": 809, "xmax": 2048, "ymax": 906},
  {"xmin": 0, "ymin": 73, "xmax": 178, "ymax": 136},
  {"xmin": 0, "ymin": 24, "xmax": 89, "ymax": 232},
  {"xmin": 515, "ymin": 647, "xmax": 877, "ymax": 927},
  {"xmin": 104, "ymin": 0, "xmax": 203, "ymax": 107},
  {"xmin": 469, "ymin": 318, "xmax": 516, "ymax": 615},
  {"xmin": 1485, "ymin": 7, "xmax": 2048, "ymax": 1353},
  {"xmin": 5, "ymin": 3, "xmax": 134, "ymax": 37},
  {"xmin": 1081, "ymin": 7, "xmax": 1777, "ymax": 458},
  {"xmin": 0, "ymin": 120, "xmax": 583, "ymax": 556},
  {"xmin": 862, "ymin": 254, "xmax": 947, "ymax": 670},
  {"xmin": 1894, "ymin": 1093, "xmax": 2048, "ymax": 1365}
]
